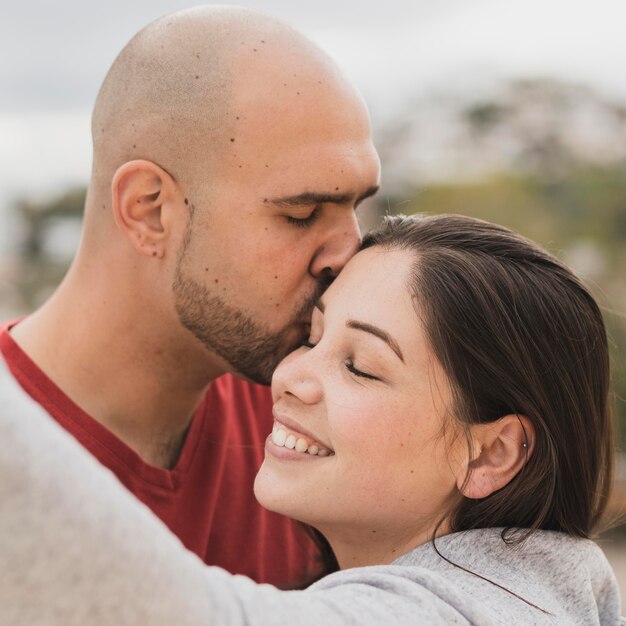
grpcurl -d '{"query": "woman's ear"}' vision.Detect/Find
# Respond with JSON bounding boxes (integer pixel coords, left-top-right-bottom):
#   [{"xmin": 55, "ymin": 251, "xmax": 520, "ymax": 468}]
[
  {"xmin": 111, "ymin": 159, "xmax": 182, "ymax": 259},
  {"xmin": 458, "ymin": 414, "xmax": 535, "ymax": 500}
]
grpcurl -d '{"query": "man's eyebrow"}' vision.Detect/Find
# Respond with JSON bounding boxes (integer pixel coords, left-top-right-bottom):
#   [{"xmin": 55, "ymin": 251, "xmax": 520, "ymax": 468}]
[
  {"xmin": 356, "ymin": 185, "xmax": 380, "ymax": 205},
  {"xmin": 266, "ymin": 185, "xmax": 379, "ymax": 209},
  {"xmin": 346, "ymin": 320, "xmax": 404, "ymax": 363}
]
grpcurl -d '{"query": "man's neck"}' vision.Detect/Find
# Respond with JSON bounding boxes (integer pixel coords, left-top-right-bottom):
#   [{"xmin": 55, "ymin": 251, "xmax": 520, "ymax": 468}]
[{"xmin": 10, "ymin": 274, "xmax": 226, "ymax": 469}]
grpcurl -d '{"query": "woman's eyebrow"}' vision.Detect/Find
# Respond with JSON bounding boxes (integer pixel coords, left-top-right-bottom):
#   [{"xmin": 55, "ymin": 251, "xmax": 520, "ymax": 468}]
[{"xmin": 346, "ymin": 320, "xmax": 405, "ymax": 363}]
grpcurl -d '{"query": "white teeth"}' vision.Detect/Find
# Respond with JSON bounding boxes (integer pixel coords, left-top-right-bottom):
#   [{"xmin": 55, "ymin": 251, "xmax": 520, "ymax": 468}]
[
  {"xmin": 272, "ymin": 429, "xmax": 287, "ymax": 446},
  {"xmin": 270, "ymin": 423, "xmax": 332, "ymax": 456}
]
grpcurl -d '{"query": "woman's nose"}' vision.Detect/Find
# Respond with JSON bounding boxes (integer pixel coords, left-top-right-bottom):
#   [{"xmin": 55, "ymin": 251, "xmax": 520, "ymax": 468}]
[{"xmin": 271, "ymin": 349, "xmax": 324, "ymax": 406}]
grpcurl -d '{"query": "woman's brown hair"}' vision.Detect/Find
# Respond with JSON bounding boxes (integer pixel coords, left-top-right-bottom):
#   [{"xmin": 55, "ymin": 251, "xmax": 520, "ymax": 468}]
[
  {"xmin": 362, "ymin": 213, "xmax": 613, "ymax": 540},
  {"xmin": 299, "ymin": 213, "xmax": 614, "ymax": 588}
]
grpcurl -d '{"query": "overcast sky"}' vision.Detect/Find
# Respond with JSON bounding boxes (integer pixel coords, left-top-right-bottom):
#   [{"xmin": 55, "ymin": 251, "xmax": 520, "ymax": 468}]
[{"xmin": 1, "ymin": 0, "xmax": 625, "ymax": 227}]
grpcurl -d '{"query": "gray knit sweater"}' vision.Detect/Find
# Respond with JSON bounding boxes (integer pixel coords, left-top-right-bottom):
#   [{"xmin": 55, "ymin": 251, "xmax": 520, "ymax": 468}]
[{"xmin": 0, "ymin": 358, "xmax": 622, "ymax": 625}]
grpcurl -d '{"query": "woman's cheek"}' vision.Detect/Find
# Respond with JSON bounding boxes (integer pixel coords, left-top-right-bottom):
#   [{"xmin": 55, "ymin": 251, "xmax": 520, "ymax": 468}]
[{"xmin": 328, "ymin": 399, "xmax": 389, "ymax": 453}]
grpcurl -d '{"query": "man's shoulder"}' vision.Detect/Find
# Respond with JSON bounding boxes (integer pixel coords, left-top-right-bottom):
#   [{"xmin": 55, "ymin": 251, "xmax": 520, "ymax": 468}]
[
  {"xmin": 0, "ymin": 352, "xmax": 29, "ymax": 408},
  {"xmin": 0, "ymin": 318, "xmax": 22, "ymax": 363},
  {"xmin": 0, "ymin": 318, "xmax": 37, "ymax": 389}
]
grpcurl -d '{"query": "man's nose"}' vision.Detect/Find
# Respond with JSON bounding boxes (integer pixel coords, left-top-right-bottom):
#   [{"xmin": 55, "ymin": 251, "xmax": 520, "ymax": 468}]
[{"xmin": 309, "ymin": 211, "xmax": 361, "ymax": 279}]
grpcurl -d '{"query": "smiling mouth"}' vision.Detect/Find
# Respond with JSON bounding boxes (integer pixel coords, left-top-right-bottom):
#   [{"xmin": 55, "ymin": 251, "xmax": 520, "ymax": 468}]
[{"xmin": 271, "ymin": 421, "xmax": 334, "ymax": 457}]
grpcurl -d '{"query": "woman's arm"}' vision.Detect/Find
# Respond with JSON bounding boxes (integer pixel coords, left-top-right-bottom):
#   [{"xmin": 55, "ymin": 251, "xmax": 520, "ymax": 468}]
[{"xmin": 0, "ymin": 358, "xmax": 468, "ymax": 626}]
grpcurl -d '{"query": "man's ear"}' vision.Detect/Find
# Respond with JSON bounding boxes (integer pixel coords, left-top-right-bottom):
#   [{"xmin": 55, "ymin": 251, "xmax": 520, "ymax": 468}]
[
  {"xmin": 458, "ymin": 414, "xmax": 535, "ymax": 500},
  {"xmin": 111, "ymin": 160, "xmax": 181, "ymax": 259}
]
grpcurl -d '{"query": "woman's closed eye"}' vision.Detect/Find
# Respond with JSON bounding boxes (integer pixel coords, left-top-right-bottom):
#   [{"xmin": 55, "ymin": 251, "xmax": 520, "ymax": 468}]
[
  {"xmin": 299, "ymin": 339, "xmax": 380, "ymax": 382},
  {"xmin": 300, "ymin": 337, "xmax": 381, "ymax": 380},
  {"xmin": 345, "ymin": 359, "xmax": 379, "ymax": 381}
]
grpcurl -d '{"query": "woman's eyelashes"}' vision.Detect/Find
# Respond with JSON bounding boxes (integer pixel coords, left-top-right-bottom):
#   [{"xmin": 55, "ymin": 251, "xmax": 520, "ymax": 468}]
[
  {"xmin": 299, "ymin": 339, "xmax": 380, "ymax": 382},
  {"xmin": 345, "ymin": 359, "xmax": 379, "ymax": 381}
]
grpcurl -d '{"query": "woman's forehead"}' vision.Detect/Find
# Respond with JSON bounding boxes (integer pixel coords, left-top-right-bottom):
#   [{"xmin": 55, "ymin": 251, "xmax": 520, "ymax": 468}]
[
  {"xmin": 320, "ymin": 249, "xmax": 422, "ymax": 344},
  {"xmin": 327, "ymin": 247, "xmax": 413, "ymax": 306}
]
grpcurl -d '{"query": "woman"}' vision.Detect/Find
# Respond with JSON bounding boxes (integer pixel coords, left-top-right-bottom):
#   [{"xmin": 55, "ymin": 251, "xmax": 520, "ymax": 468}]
[
  {"xmin": 250, "ymin": 213, "xmax": 619, "ymax": 623},
  {"xmin": 2, "ymin": 214, "xmax": 621, "ymax": 625}
]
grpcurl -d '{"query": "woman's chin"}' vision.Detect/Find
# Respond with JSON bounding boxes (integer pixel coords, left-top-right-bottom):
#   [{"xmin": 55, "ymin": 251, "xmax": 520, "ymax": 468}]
[
  {"xmin": 253, "ymin": 465, "xmax": 286, "ymax": 514},
  {"xmin": 253, "ymin": 464, "xmax": 312, "ymax": 524}
]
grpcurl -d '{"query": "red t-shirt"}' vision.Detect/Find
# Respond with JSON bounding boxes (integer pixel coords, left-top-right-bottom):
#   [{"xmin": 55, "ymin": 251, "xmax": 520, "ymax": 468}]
[{"xmin": 0, "ymin": 321, "xmax": 319, "ymax": 587}]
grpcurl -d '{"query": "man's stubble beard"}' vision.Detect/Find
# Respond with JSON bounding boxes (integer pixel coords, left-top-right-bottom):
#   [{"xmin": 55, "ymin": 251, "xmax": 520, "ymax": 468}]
[{"xmin": 172, "ymin": 229, "xmax": 331, "ymax": 385}]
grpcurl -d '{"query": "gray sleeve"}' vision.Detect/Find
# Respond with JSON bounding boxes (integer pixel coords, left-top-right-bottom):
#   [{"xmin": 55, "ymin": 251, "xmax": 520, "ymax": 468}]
[{"xmin": 199, "ymin": 567, "xmax": 472, "ymax": 626}]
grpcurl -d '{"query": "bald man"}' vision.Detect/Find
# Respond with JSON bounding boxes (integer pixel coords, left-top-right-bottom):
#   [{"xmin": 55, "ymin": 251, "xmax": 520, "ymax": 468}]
[{"xmin": 1, "ymin": 6, "xmax": 380, "ymax": 586}]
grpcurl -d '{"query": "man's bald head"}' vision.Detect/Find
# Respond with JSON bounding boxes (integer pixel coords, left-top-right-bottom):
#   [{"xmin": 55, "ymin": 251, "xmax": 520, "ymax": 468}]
[
  {"xmin": 79, "ymin": 5, "xmax": 379, "ymax": 384},
  {"xmin": 91, "ymin": 5, "xmax": 362, "ymax": 203}
]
